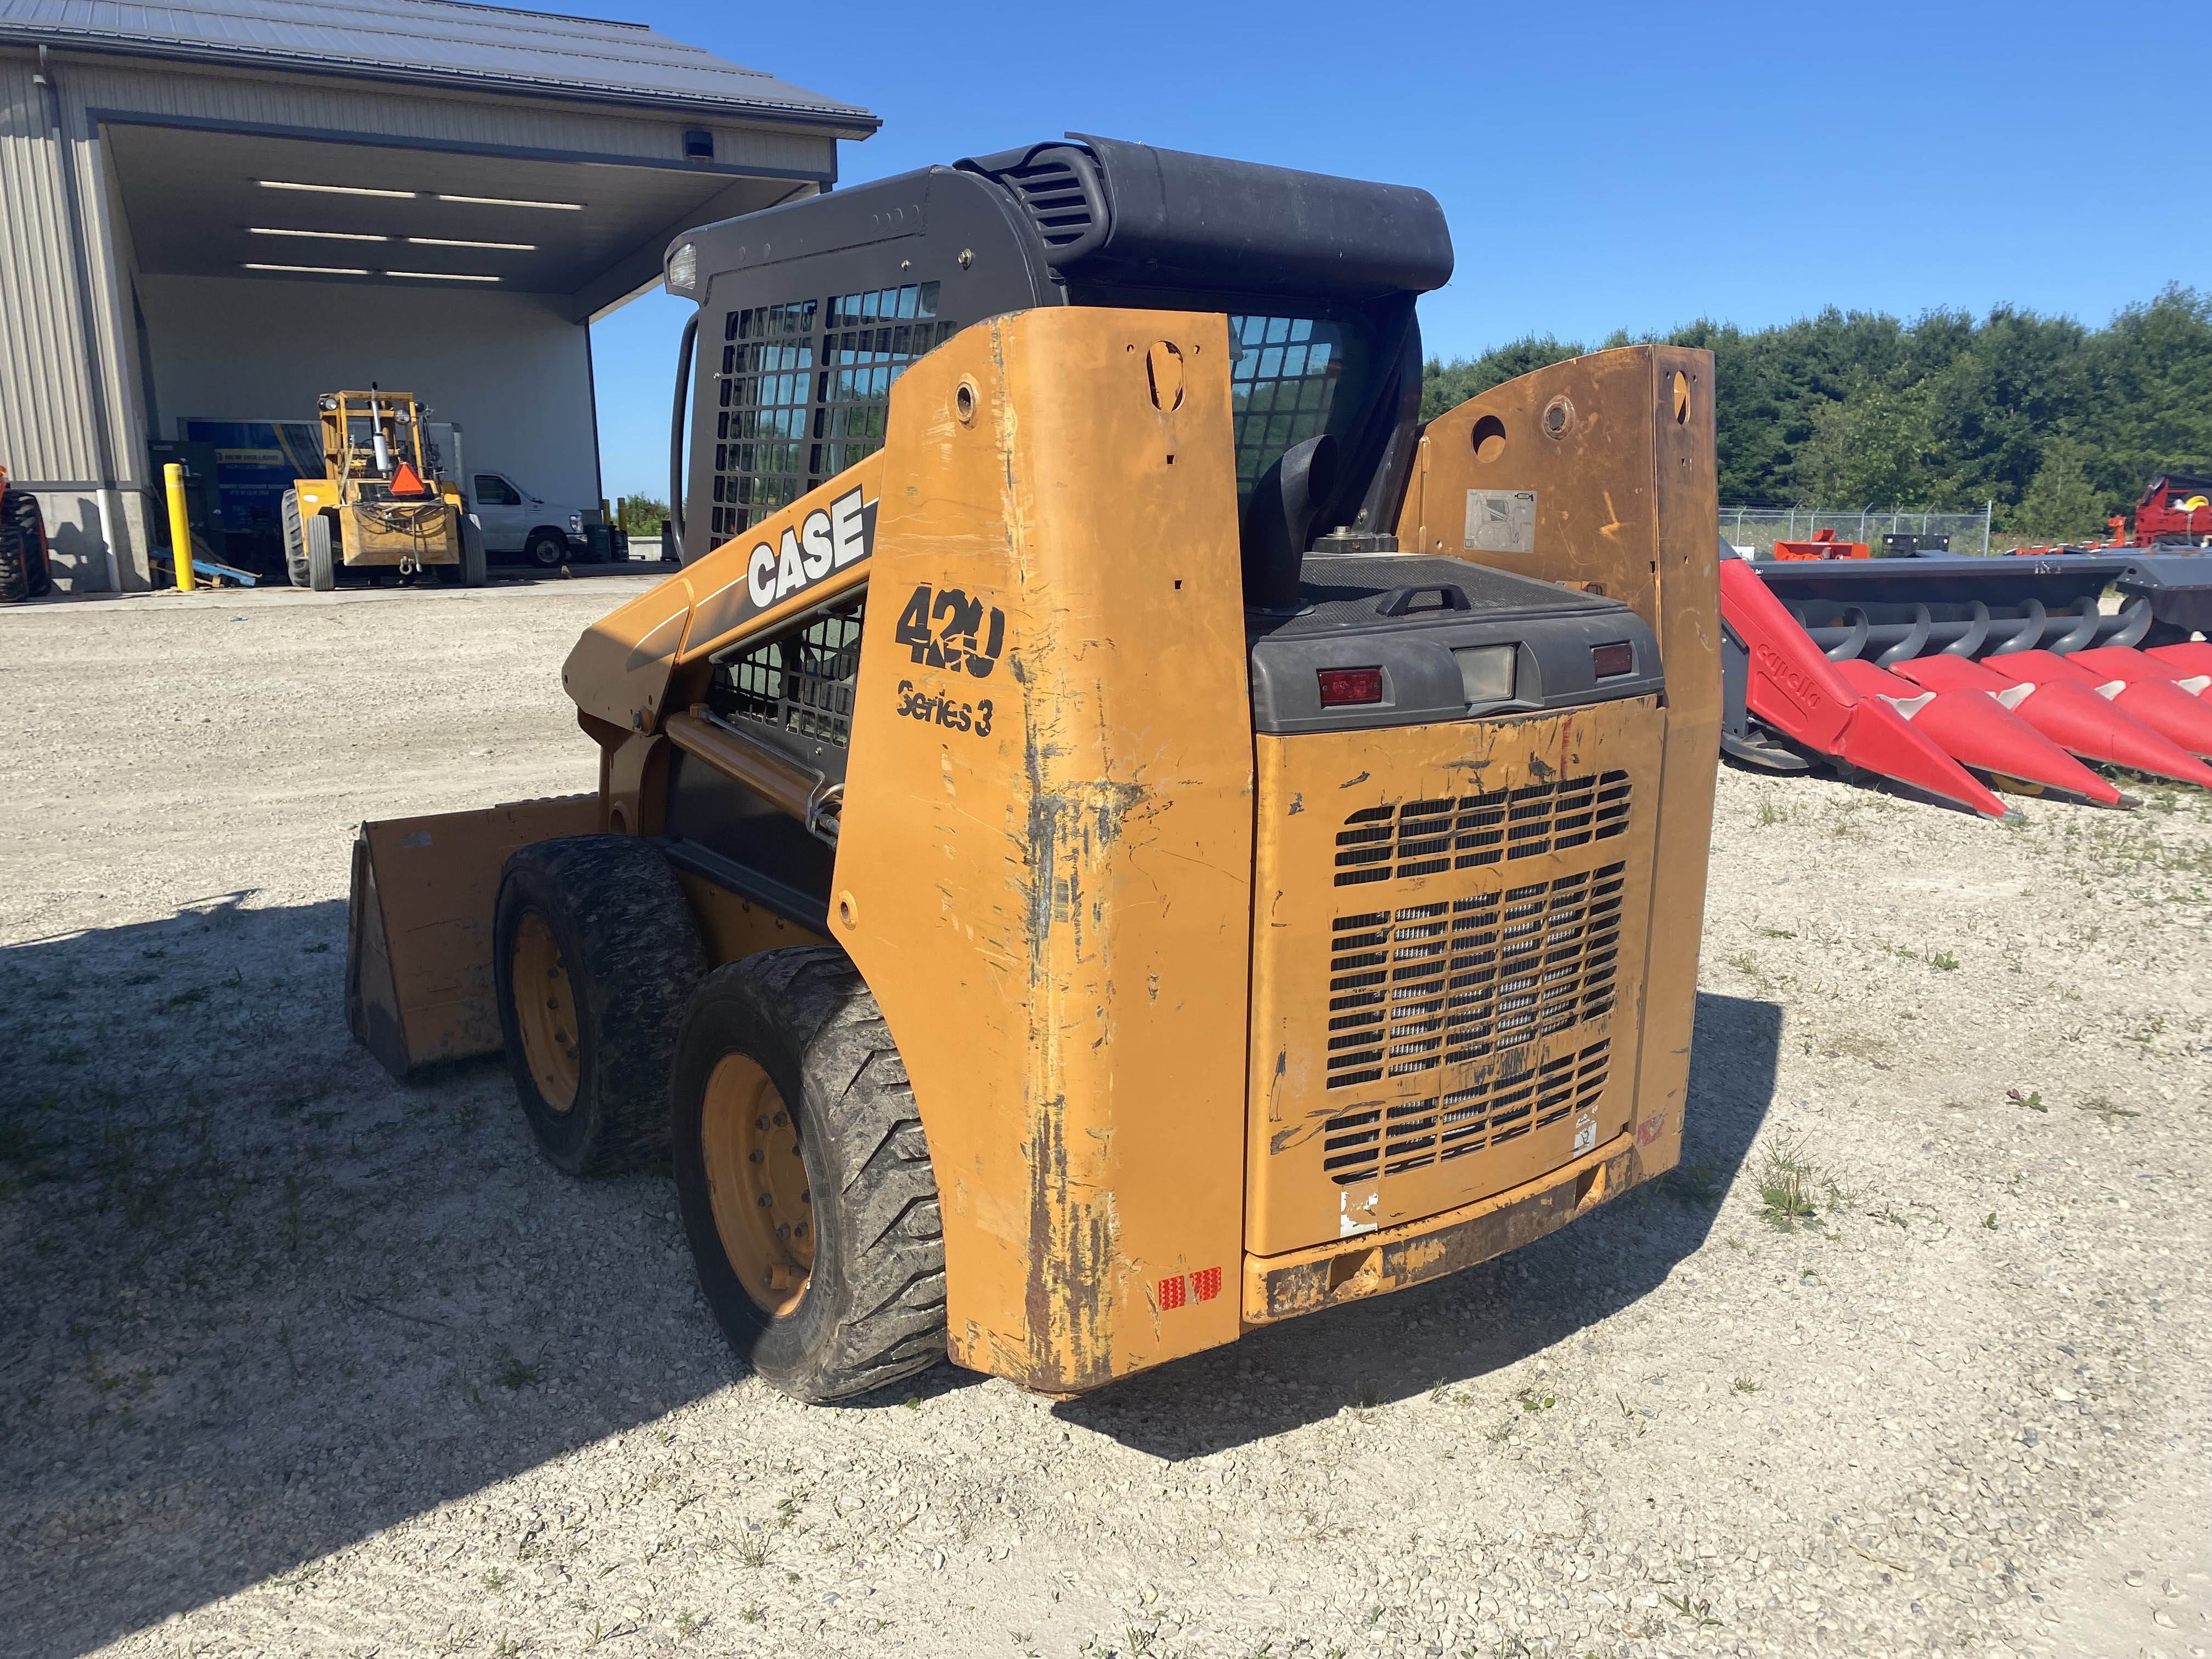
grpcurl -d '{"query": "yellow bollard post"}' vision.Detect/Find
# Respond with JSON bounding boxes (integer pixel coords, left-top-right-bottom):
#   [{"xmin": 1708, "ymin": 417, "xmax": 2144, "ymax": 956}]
[{"xmin": 164, "ymin": 462, "xmax": 196, "ymax": 592}]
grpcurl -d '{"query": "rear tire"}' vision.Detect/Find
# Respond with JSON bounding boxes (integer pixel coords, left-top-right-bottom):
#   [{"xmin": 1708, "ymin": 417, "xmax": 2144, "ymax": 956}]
[
  {"xmin": 525, "ymin": 530, "xmax": 566, "ymax": 569},
  {"xmin": 461, "ymin": 516, "xmax": 488, "ymax": 586},
  {"xmin": 4, "ymin": 489, "xmax": 50, "ymax": 597},
  {"xmin": 307, "ymin": 514, "xmax": 336, "ymax": 591},
  {"xmin": 283, "ymin": 490, "xmax": 309, "ymax": 587},
  {"xmin": 493, "ymin": 836, "xmax": 708, "ymax": 1175},
  {"xmin": 672, "ymin": 947, "xmax": 946, "ymax": 1403},
  {"xmin": 0, "ymin": 519, "xmax": 25, "ymax": 605}
]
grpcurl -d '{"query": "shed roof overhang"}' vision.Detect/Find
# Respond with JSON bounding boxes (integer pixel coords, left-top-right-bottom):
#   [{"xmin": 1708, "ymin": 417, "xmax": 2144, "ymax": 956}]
[{"xmin": 102, "ymin": 117, "xmax": 810, "ymax": 320}]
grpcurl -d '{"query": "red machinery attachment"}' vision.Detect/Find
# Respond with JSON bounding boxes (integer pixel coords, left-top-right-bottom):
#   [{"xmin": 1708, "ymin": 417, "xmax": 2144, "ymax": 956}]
[
  {"xmin": 1719, "ymin": 558, "xmax": 2006, "ymax": 816},
  {"xmin": 1771, "ymin": 528, "xmax": 1872, "ymax": 561},
  {"xmin": 2145, "ymin": 641, "xmax": 2212, "ymax": 692},
  {"xmin": 1830, "ymin": 658, "xmax": 2125, "ymax": 805},
  {"xmin": 1990, "ymin": 648, "xmax": 2212, "ymax": 758},
  {"xmin": 1889, "ymin": 654, "xmax": 2212, "ymax": 787}
]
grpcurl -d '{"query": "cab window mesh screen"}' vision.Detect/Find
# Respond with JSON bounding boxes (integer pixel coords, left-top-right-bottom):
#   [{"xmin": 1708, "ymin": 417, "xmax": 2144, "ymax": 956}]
[
  {"xmin": 710, "ymin": 597, "xmax": 866, "ymax": 749},
  {"xmin": 713, "ymin": 300, "xmax": 816, "ymax": 539},
  {"xmin": 1228, "ymin": 314, "xmax": 1342, "ymax": 499},
  {"xmin": 710, "ymin": 285, "xmax": 957, "ymax": 541}
]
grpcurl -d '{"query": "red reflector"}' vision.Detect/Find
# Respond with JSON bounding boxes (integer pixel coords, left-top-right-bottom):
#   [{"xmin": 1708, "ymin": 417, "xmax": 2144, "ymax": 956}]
[
  {"xmin": 1317, "ymin": 666, "xmax": 1384, "ymax": 707},
  {"xmin": 1592, "ymin": 641, "xmax": 1635, "ymax": 678},
  {"xmin": 1159, "ymin": 1274, "xmax": 1187, "ymax": 1310},
  {"xmin": 1191, "ymin": 1266, "xmax": 1222, "ymax": 1302}
]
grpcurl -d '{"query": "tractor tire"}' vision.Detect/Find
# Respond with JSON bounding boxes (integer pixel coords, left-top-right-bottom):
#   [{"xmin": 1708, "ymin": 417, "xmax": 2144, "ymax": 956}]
[
  {"xmin": 306, "ymin": 512, "xmax": 336, "ymax": 591},
  {"xmin": 671, "ymin": 947, "xmax": 946, "ymax": 1403},
  {"xmin": 282, "ymin": 490, "xmax": 310, "ymax": 588},
  {"xmin": 4, "ymin": 489, "xmax": 51, "ymax": 597},
  {"xmin": 493, "ymin": 836, "xmax": 707, "ymax": 1176},
  {"xmin": 460, "ymin": 516, "xmax": 488, "ymax": 586},
  {"xmin": 0, "ymin": 518, "xmax": 25, "ymax": 605},
  {"xmin": 524, "ymin": 529, "xmax": 567, "ymax": 569}
]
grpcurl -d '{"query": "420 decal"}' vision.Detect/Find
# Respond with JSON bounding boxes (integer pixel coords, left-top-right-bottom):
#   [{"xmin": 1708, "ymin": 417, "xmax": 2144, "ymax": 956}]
[{"xmin": 895, "ymin": 583, "xmax": 1005, "ymax": 678}]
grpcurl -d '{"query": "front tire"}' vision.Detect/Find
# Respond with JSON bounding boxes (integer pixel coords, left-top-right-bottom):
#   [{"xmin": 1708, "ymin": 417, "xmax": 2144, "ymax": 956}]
[
  {"xmin": 460, "ymin": 516, "xmax": 488, "ymax": 586},
  {"xmin": 493, "ymin": 836, "xmax": 708, "ymax": 1175},
  {"xmin": 306, "ymin": 513, "xmax": 336, "ymax": 591},
  {"xmin": 672, "ymin": 948, "xmax": 946, "ymax": 1402},
  {"xmin": 525, "ymin": 530, "xmax": 566, "ymax": 569}
]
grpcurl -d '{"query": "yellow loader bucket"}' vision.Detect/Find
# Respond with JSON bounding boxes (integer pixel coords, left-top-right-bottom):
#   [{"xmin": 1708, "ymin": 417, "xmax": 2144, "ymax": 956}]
[{"xmin": 346, "ymin": 795, "xmax": 600, "ymax": 1078}]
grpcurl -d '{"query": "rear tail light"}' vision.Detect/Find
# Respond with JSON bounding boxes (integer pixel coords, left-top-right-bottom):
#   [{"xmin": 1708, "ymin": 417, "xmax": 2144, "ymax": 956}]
[
  {"xmin": 1592, "ymin": 641, "xmax": 1635, "ymax": 678},
  {"xmin": 1317, "ymin": 667, "xmax": 1383, "ymax": 707}
]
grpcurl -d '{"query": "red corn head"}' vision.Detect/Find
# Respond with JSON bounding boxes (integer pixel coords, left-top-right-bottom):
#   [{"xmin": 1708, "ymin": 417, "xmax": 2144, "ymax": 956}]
[
  {"xmin": 2067, "ymin": 644, "xmax": 2212, "ymax": 702},
  {"xmin": 1999, "ymin": 648, "xmax": 2212, "ymax": 759},
  {"xmin": 2145, "ymin": 641, "xmax": 2212, "ymax": 691},
  {"xmin": 1891, "ymin": 653, "xmax": 2212, "ymax": 787},
  {"xmin": 1719, "ymin": 560, "xmax": 2006, "ymax": 816},
  {"xmin": 1830, "ymin": 657, "xmax": 2124, "ymax": 806}
]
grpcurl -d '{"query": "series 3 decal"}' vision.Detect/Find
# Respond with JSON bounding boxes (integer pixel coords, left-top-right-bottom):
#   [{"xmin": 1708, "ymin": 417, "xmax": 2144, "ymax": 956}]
[{"xmin": 895, "ymin": 680, "xmax": 993, "ymax": 737}]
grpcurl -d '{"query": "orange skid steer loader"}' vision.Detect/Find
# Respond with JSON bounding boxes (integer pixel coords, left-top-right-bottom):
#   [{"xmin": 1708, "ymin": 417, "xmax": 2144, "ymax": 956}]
[{"xmin": 346, "ymin": 137, "xmax": 1720, "ymax": 1402}]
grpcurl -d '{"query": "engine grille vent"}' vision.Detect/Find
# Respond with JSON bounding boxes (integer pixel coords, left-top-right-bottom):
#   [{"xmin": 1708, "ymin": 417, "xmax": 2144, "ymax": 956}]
[
  {"xmin": 1322, "ymin": 1039, "xmax": 1611, "ymax": 1186},
  {"xmin": 1333, "ymin": 772, "xmax": 1630, "ymax": 887},
  {"xmin": 988, "ymin": 146, "xmax": 1110, "ymax": 264},
  {"xmin": 1322, "ymin": 862, "xmax": 1627, "ymax": 1091}
]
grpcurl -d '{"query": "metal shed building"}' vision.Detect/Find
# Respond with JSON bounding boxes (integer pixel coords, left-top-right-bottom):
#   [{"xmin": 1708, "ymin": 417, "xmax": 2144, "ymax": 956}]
[{"xmin": 0, "ymin": 0, "xmax": 874, "ymax": 590}]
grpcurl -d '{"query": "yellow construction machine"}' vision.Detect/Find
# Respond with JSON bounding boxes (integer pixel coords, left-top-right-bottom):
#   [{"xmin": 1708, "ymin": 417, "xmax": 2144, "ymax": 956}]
[
  {"xmin": 285, "ymin": 387, "xmax": 485, "ymax": 590},
  {"xmin": 346, "ymin": 137, "xmax": 1719, "ymax": 1402}
]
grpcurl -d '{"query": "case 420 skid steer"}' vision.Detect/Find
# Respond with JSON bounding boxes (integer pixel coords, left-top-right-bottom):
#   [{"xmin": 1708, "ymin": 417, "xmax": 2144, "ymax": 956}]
[{"xmin": 345, "ymin": 136, "xmax": 1720, "ymax": 1403}]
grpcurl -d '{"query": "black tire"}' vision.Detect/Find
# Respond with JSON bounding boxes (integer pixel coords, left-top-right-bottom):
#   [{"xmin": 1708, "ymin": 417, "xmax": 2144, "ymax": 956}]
[
  {"xmin": 307, "ymin": 514, "xmax": 336, "ymax": 591},
  {"xmin": 4, "ymin": 490, "xmax": 50, "ymax": 597},
  {"xmin": 493, "ymin": 836, "xmax": 707, "ymax": 1175},
  {"xmin": 283, "ymin": 490, "xmax": 310, "ymax": 588},
  {"xmin": 525, "ymin": 530, "xmax": 567, "ymax": 569},
  {"xmin": 460, "ymin": 516, "xmax": 488, "ymax": 586},
  {"xmin": 0, "ymin": 519, "xmax": 25, "ymax": 606},
  {"xmin": 672, "ymin": 947, "xmax": 947, "ymax": 1403}
]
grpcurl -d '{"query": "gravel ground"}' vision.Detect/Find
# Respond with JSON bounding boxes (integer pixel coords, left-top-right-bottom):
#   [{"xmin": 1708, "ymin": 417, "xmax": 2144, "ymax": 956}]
[{"xmin": 2, "ymin": 580, "xmax": 2208, "ymax": 1659}]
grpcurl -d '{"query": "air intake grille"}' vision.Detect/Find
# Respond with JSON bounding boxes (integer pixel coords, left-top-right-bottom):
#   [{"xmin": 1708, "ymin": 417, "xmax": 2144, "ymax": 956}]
[
  {"xmin": 1322, "ymin": 1039, "xmax": 1612, "ymax": 1186},
  {"xmin": 989, "ymin": 146, "xmax": 1109, "ymax": 263},
  {"xmin": 1322, "ymin": 862, "xmax": 1628, "ymax": 1091},
  {"xmin": 1333, "ymin": 772, "xmax": 1630, "ymax": 887}
]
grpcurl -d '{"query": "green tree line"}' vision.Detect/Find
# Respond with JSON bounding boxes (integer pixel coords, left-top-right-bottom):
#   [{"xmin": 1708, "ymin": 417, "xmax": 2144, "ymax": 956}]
[{"xmin": 1420, "ymin": 285, "xmax": 2211, "ymax": 541}]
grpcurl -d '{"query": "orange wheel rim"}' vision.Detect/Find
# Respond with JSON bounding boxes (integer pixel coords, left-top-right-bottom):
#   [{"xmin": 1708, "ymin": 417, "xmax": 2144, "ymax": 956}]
[
  {"xmin": 701, "ymin": 1053, "xmax": 814, "ymax": 1317},
  {"xmin": 511, "ymin": 910, "xmax": 579, "ymax": 1113}
]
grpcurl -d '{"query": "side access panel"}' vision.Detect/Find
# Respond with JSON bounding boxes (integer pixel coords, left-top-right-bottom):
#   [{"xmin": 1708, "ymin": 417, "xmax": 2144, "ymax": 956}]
[
  {"xmin": 830, "ymin": 308, "xmax": 1256, "ymax": 1394},
  {"xmin": 347, "ymin": 796, "xmax": 600, "ymax": 1077},
  {"xmin": 1398, "ymin": 346, "xmax": 1720, "ymax": 1180}
]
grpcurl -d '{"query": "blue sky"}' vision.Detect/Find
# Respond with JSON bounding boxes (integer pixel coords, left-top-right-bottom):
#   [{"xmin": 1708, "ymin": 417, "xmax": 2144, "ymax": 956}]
[{"xmin": 590, "ymin": 0, "xmax": 2211, "ymax": 500}]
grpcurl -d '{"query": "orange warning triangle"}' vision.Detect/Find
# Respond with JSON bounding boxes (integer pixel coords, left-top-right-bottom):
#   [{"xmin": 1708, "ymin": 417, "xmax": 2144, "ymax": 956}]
[{"xmin": 390, "ymin": 461, "xmax": 429, "ymax": 497}]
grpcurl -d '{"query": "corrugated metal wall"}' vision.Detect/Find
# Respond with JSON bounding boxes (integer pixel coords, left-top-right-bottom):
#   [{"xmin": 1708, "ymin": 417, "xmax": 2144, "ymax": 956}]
[{"xmin": 0, "ymin": 49, "xmax": 100, "ymax": 485}]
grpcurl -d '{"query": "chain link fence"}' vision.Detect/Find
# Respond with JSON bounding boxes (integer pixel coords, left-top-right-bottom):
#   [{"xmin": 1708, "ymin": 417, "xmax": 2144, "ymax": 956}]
[{"xmin": 1720, "ymin": 505, "xmax": 1994, "ymax": 558}]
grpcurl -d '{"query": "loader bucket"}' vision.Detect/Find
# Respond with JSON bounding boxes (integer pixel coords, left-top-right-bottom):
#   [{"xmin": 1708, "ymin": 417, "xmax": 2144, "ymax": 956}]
[
  {"xmin": 1831, "ymin": 657, "xmax": 2124, "ymax": 806},
  {"xmin": 347, "ymin": 795, "xmax": 601, "ymax": 1079}
]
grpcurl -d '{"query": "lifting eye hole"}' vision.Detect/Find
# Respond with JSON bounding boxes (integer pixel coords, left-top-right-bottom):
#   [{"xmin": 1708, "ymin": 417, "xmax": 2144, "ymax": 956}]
[
  {"xmin": 1470, "ymin": 413, "xmax": 1507, "ymax": 462},
  {"xmin": 1542, "ymin": 396, "xmax": 1575, "ymax": 438},
  {"xmin": 955, "ymin": 380, "xmax": 976, "ymax": 423},
  {"xmin": 1145, "ymin": 341, "xmax": 1185, "ymax": 411},
  {"xmin": 1671, "ymin": 370, "xmax": 1690, "ymax": 425}
]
